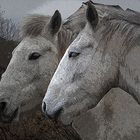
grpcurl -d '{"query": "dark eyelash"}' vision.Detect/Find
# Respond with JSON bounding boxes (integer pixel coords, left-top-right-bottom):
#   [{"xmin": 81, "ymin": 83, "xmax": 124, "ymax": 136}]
[
  {"xmin": 68, "ymin": 52, "xmax": 80, "ymax": 58},
  {"xmin": 29, "ymin": 52, "xmax": 41, "ymax": 60}
]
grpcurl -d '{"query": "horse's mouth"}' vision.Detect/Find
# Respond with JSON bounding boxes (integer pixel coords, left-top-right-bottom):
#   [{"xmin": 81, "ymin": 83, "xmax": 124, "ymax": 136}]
[{"xmin": 0, "ymin": 108, "xmax": 19, "ymax": 123}]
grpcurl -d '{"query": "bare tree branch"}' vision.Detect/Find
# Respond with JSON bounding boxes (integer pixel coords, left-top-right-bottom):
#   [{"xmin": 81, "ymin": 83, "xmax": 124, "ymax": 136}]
[{"xmin": 0, "ymin": 7, "xmax": 20, "ymax": 41}]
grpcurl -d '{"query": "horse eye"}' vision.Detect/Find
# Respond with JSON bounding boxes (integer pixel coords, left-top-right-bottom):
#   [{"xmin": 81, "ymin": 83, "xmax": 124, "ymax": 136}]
[
  {"xmin": 29, "ymin": 52, "xmax": 41, "ymax": 60},
  {"xmin": 68, "ymin": 52, "xmax": 80, "ymax": 58}
]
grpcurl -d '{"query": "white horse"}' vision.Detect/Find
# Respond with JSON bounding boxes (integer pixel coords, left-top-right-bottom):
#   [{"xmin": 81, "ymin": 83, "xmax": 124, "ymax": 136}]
[
  {"xmin": 43, "ymin": 2, "xmax": 140, "ymax": 125},
  {"xmin": 0, "ymin": 5, "xmax": 87, "ymax": 122}
]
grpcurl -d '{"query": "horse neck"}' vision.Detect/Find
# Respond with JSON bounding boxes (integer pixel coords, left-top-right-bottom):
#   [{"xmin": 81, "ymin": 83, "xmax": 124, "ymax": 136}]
[
  {"xmin": 117, "ymin": 23, "xmax": 140, "ymax": 104},
  {"xmin": 101, "ymin": 18, "xmax": 140, "ymax": 104},
  {"xmin": 57, "ymin": 26, "xmax": 77, "ymax": 60}
]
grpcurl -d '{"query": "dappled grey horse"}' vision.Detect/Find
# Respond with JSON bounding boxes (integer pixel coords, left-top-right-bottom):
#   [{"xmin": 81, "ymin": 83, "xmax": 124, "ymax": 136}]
[
  {"xmin": 0, "ymin": 5, "xmax": 87, "ymax": 122},
  {"xmin": 43, "ymin": 2, "xmax": 140, "ymax": 125}
]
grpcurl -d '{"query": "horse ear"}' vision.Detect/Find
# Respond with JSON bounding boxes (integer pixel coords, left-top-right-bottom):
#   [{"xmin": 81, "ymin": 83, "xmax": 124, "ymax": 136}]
[
  {"xmin": 86, "ymin": 2, "xmax": 98, "ymax": 28},
  {"xmin": 49, "ymin": 10, "xmax": 62, "ymax": 35}
]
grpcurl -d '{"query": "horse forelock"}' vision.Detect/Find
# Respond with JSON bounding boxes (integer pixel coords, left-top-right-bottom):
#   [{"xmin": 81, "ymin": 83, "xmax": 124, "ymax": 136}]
[
  {"xmin": 57, "ymin": 26, "xmax": 76, "ymax": 59},
  {"xmin": 21, "ymin": 14, "xmax": 51, "ymax": 38}
]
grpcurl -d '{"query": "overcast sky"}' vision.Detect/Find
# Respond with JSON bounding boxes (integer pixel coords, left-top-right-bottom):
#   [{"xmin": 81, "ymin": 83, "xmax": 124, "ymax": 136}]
[{"xmin": 0, "ymin": 0, "xmax": 140, "ymax": 24}]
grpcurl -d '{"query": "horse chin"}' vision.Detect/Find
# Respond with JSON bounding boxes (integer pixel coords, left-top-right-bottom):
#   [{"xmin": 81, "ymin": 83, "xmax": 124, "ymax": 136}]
[
  {"xmin": 59, "ymin": 104, "xmax": 92, "ymax": 125},
  {"xmin": 0, "ymin": 108, "xmax": 19, "ymax": 123},
  {"xmin": 59, "ymin": 110, "xmax": 79, "ymax": 126},
  {"xmin": 60, "ymin": 115, "xmax": 74, "ymax": 126}
]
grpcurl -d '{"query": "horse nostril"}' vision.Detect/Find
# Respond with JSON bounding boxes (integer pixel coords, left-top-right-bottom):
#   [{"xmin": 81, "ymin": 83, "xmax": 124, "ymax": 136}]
[
  {"xmin": 0, "ymin": 102, "xmax": 7, "ymax": 113},
  {"xmin": 42, "ymin": 102, "xmax": 46, "ymax": 113}
]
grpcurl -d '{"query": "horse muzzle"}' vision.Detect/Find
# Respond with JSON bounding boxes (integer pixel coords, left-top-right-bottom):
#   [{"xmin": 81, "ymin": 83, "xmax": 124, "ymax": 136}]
[
  {"xmin": 42, "ymin": 101, "xmax": 63, "ymax": 120},
  {"xmin": 0, "ymin": 101, "xmax": 19, "ymax": 123}
]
